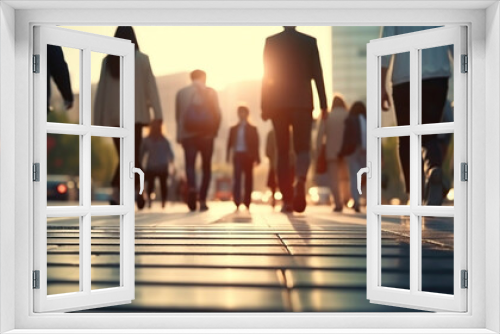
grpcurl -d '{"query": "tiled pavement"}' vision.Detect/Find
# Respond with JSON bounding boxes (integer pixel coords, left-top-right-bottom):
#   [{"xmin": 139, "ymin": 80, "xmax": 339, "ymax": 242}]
[{"xmin": 47, "ymin": 203, "xmax": 454, "ymax": 312}]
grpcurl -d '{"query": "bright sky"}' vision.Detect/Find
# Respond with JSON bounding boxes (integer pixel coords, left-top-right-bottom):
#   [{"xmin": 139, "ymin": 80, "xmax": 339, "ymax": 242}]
[{"xmin": 62, "ymin": 26, "xmax": 333, "ymax": 93}]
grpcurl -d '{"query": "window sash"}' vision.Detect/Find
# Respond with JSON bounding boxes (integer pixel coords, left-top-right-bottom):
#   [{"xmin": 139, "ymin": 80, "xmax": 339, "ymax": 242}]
[
  {"xmin": 32, "ymin": 25, "xmax": 136, "ymax": 313},
  {"xmin": 366, "ymin": 26, "xmax": 467, "ymax": 312}
]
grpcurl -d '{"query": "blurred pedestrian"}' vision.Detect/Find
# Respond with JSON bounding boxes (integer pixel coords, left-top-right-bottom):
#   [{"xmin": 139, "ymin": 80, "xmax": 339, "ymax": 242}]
[
  {"xmin": 176, "ymin": 70, "xmax": 221, "ymax": 212},
  {"xmin": 226, "ymin": 106, "xmax": 260, "ymax": 210},
  {"xmin": 339, "ymin": 101, "xmax": 367, "ymax": 212},
  {"xmin": 94, "ymin": 26, "xmax": 163, "ymax": 209},
  {"xmin": 316, "ymin": 94, "xmax": 349, "ymax": 212},
  {"xmin": 380, "ymin": 26, "xmax": 453, "ymax": 205},
  {"xmin": 140, "ymin": 121, "xmax": 174, "ymax": 209},
  {"xmin": 47, "ymin": 45, "xmax": 74, "ymax": 113},
  {"xmin": 261, "ymin": 26, "xmax": 328, "ymax": 213}
]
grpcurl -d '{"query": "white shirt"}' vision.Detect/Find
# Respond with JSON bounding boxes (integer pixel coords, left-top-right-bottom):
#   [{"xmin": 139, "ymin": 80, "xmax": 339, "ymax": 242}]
[
  {"xmin": 235, "ymin": 122, "xmax": 247, "ymax": 152},
  {"xmin": 381, "ymin": 26, "xmax": 453, "ymax": 85}
]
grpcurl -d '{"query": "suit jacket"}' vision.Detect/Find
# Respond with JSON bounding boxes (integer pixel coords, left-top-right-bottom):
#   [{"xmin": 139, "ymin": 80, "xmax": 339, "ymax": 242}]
[
  {"xmin": 261, "ymin": 29, "xmax": 327, "ymax": 118},
  {"xmin": 227, "ymin": 123, "xmax": 260, "ymax": 163}
]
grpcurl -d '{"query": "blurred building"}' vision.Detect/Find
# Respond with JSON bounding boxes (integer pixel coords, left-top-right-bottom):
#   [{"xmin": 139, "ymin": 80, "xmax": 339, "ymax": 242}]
[{"xmin": 331, "ymin": 26, "xmax": 380, "ymax": 105}]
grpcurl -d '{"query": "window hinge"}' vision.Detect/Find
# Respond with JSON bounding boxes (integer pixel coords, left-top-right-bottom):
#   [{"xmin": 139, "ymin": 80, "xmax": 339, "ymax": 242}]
[
  {"xmin": 32, "ymin": 270, "xmax": 40, "ymax": 289},
  {"xmin": 461, "ymin": 54, "xmax": 468, "ymax": 73},
  {"xmin": 461, "ymin": 270, "xmax": 468, "ymax": 289},
  {"xmin": 33, "ymin": 163, "xmax": 40, "ymax": 182},
  {"xmin": 461, "ymin": 162, "xmax": 468, "ymax": 181},
  {"xmin": 33, "ymin": 54, "xmax": 40, "ymax": 73}
]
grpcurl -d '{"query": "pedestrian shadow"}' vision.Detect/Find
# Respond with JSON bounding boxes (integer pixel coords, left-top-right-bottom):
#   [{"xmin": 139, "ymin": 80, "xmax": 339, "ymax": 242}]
[
  {"xmin": 284, "ymin": 214, "xmax": 312, "ymax": 244},
  {"xmin": 209, "ymin": 211, "xmax": 255, "ymax": 225}
]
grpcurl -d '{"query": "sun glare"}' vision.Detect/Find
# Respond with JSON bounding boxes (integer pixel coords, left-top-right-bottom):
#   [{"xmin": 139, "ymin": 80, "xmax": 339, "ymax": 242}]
[{"xmin": 64, "ymin": 26, "xmax": 332, "ymax": 93}]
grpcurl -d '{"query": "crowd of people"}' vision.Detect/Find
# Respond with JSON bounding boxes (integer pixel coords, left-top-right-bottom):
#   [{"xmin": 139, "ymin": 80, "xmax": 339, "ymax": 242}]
[{"xmin": 47, "ymin": 25, "xmax": 453, "ymax": 214}]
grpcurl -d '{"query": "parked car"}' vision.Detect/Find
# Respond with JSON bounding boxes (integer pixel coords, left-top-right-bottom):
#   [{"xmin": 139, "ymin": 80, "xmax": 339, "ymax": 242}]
[{"xmin": 47, "ymin": 175, "xmax": 79, "ymax": 202}]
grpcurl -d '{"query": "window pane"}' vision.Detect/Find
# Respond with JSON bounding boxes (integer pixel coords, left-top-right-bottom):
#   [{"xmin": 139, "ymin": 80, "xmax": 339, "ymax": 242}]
[
  {"xmin": 381, "ymin": 215, "xmax": 410, "ymax": 290},
  {"xmin": 381, "ymin": 137, "xmax": 409, "ymax": 205},
  {"xmin": 421, "ymin": 134, "xmax": 454, "ymax": 206},
  {"xmin": 421, "ymin": 216, "xmax": 454, "ymax": 294},
  {"xmin": 380, "ymin": 51, "xmax": 409, "ymax": 127},
  {"xmin": 47, "ymin": 134, "xmax": 80, "ymax": 206},
  {"xmin": 91, "ymin": 215, "xmax": 121, "ymax": 290},
  {"xmin": 91, "ymin": 137, "xmax": 120, "ymax": 205},
  {"xmin": 47, "ymin": 216, "xmax": 80, "ymax": 295},
  {"xmin": 420, "ymin": 45, "xmax": 453, "ymax": 125},
  {"xmin": 92, "ymin": 51, "xmax": 121, "ymax": 127},
  {"xmin": 47, "ymin": 45, "xmax": 80, "ymax": 124}
]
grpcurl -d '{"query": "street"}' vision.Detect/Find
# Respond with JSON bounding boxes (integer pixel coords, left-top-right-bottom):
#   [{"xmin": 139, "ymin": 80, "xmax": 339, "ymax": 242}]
[{"xmin": 46, "ymin": 203, "xmax": 454, "ymax": 312}]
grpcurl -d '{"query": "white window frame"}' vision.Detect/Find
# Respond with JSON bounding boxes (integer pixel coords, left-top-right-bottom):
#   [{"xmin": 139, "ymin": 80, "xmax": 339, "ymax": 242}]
[
  {"xmin": 366, "ymin": 26, "xmax": 468, "ymax": 312},
  {"xmin": 0, "ymin": 1, "xmax": 498, "ymax": 333},
  {"xmin": 32, "ymin": 25, "xmax": 136, "ymax": 313}
]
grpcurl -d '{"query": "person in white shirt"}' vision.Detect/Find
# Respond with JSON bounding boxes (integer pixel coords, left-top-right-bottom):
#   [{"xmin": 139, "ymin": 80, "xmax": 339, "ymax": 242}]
[
  {"xmin": 226, "ymin": 106, "xmax": 260, "ymax": 210},
  {"xmin": 380, "ymin": 26, "xmax": 453, "ymax": 206}
]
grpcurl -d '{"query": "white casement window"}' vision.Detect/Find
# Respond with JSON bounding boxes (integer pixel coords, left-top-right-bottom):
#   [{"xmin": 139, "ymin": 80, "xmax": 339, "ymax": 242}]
[
  {"xmin": 32, "ymin": 26, "xmax": 140, "ymax": 312},
  {"xmin": 363, "ymin": 26, "xmax": 467, "ymax": 312},
  {"xmin": 3, "ymin": 3, "xmax": 494, "ymax": 332}
]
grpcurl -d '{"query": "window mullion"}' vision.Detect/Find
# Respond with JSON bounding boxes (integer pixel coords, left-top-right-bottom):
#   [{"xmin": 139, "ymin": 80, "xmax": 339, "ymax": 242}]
[
  {"xmin": 81, "ymin": 48, "xmax": 92, "ymax": 294},
  {"xmin": 409, "ymin": 47, "xmax": 420, "ymax": 295}
]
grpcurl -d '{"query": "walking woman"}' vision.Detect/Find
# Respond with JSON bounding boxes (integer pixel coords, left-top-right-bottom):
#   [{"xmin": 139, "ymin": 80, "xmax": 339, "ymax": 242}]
[
  {"xmin": 339, "ymin": 101, "xmax": 367, "ymax": 212},
  {"xmin": 316, "ymin": 94, "xmax": 350, "ymax": 212},
  {"xmin": 94, "ymin": 26, "xmax": 163, "ymax": 208}
]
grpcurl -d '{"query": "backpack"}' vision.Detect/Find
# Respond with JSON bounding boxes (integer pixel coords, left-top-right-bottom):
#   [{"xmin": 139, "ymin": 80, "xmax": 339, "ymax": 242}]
[
  {"xmin": 184, "ymin": 87, "xmax": 218, "ymax": 135},
  {"xmin": 339, "ymin": 113, "xmax": 361, "ymax": 157}
]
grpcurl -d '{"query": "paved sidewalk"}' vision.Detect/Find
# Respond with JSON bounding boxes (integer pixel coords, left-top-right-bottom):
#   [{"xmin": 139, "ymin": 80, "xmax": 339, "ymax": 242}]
[{"xmin": 47, "ymin": 203, "xmax": 453, "ymax": 312}]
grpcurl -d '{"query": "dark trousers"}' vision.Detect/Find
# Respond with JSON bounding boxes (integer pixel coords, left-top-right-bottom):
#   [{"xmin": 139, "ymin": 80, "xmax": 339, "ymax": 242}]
[
  {"xmin": 271, "ymin": 109, "xmax": 313, "ymax": 203},
  {"xmin": 146, "ymin": 170, "xmax": 168, "ymax": 203},
  {"xmin": 233, "ymin": 152, "xmax": 254, "ymax": 207},
  {"xmin": 182, "ymin": 136, "xmax": 214, "ymax": 202},
  {"xmin": 392, "ymin": 78, "xmax": 448, "ymax": 193},
  {"xmin": 112, "ymin": 124, "xmax": 144, "ymax": 189}
]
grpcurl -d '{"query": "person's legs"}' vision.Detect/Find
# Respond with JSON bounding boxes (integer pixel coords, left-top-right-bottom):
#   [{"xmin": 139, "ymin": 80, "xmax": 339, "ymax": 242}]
[
  {"xmin": 110, "ymin": 137, "xmax": 121, "ymax": 205},
  {"xmin": 291, "ymin": 110, "xmax": 313, "ymax": 212},
  {"xmin": 328, "ymin": 160, "xmax": 343, "ymax": 211},
  {"xmin": 145, "ymin": 170, "xmax": 156, "ymax": 208},
  {"xmin": 233, "ymin": 153, "xmax": 243, "ymax": 208},
  {"xmin": 159, "ymin": 171, "xmax": 168, "ymax": 208},
  {"xmin": 347, "ymin": 149, "xmax": 363, "ymax": 211},
  {"xmin": 271, "ymin": 113, "xmax": 293, "ymax": 211},
  {"xmin": 392, "ymin": 82, "xmax": 411, "ymax": 194},
  {"xmin": 198, "ymin": 137, "xmax": 214, "ymax": 210},
  {"xmin": 421, "ymin": 78, "xmax": 448, "ymax": 205},
  {"xmin": 135, "ymin": 124, "xmax": 145, "ymax": 209},
  {"xmin": 182, "ymin": 137, "xmax": 198, "ymax": 211},
  {"xmin": 243, "ymin": 154, "xmax": 253, "ymax": 208}
]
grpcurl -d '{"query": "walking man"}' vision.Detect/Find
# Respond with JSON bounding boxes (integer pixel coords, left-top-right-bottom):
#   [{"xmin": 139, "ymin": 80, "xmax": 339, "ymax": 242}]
[
  {"xmin": 261, "ymin": 26, "xmax": 327, "ymax": 213},
  {"xmin": 226, "ymin": 106, "xmax": 260, "ymax": 210},
  {"xmin": 176, "ymin": 70, "xmax": 221, "ymax": 212}
]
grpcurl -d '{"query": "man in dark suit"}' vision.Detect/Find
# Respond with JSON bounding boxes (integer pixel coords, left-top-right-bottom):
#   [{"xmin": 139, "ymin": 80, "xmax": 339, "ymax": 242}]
[
  {"xmin": 227, "ymin": 106, "xmax": 260, "ymax": 210},
  {"xmin": 261, "ymin": 26, "xmax": 327, "ymax": 213}
]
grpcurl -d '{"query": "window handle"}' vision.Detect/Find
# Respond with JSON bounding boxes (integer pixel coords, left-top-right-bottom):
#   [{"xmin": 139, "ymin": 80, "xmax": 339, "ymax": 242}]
[
  {"xmin": 357, "ymin": 162, "xmax": 372, "ymax": 195},
  {"xmin": 129, "ymin": 162, "xmax": 145, "ymax": 195}
]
